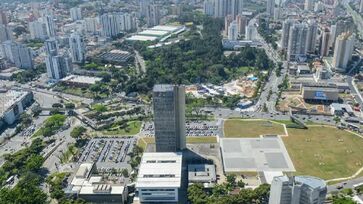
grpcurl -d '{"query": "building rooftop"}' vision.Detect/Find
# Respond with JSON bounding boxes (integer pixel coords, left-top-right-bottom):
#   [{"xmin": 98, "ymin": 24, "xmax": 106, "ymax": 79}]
[
  {"xmin": 0, "ymin": 90, "xmax": 30, "ymax": 116},
  {"xmin": 136, "ymin": 152, "xmax": 182, "ymax": 188},
  {"xmin": 153, "ymin": 84, "xmax": 175, "ymax": 92},
  {"xmin": 126, "ymin": 35, "xmax": 158, "ymax": 41},
  {"xmin": 188, "ymin": 164, "xmax": 216, "ymax": 183},
  {"xmin": 139, "ymin": 29, "xmax": 169, "ymax": 37},
  {"xmin": 150, "ymin": 25, "xmax": 182, "ymax": 32},
  {"xmin": 61, "ymin": 75, "xmax": 102, "ymax": 85},
  {"xmin": 294, "ymin": 176, "xmax": 326, "ymax": 189}
]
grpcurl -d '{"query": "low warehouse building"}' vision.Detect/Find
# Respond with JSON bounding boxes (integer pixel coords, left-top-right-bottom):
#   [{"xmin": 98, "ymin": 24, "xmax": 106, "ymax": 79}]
[
  {"xmin": 0, "ymin": 90, "xmax": 33, "ymax": 126},
  {"xmin": 302, "ymin": 87, "xmax": 339, "ymax": 103}
]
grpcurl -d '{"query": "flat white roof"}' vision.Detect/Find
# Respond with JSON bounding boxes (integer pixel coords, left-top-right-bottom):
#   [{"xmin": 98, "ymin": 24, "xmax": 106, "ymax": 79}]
[
  {"xmin": 61, "ymin": 75, "xmax": 102, "ymax": 85},
  {"xmin": 79, "ymin": 184, "xmax": 125, "ymax": 195},
  {"xmin": 138, "ymin": 30, "xmax": 169, "ymax": 36},
  {"xmin": 0, "ymin": 90, "xmax": 29, "ymax": 116},
  {"xmin": 263, "ymin": 171, "xmax": 284, "ymax": 184},
  {"xmin": 126, "ymin": 35, "xmax": 158, "ymax": 41},
  {"xmin": 136, "ymin": 152, "xmax": 182, "ymax": 188},
  {"xmin": 150, "ymin": 25, "xmax": 182, "ymax": 32}
]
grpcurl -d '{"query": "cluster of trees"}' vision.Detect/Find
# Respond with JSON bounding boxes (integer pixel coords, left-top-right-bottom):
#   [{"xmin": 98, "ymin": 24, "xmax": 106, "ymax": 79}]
[
  {"xmin": 257, "ymin": 18, "xmax": 278, "ymax": 49},
  {"xmin": 70, "ymin": 126, "xmax": 87, "ymax": 138},
  {"xmin": 15, "ymin": 113, "xmax": 32, "ymax": 133},
  {"xmin": 188, "ymin": 179, "xmax": 270, "ymax": 204},
  {"xmin": 11, "ymin": 63, "xmax": 46, "ymax": 83},
  {"xmin": 37, "ymin": 114, "xmax": 66, "ymax": 137},
  {"xmin": 123, "ymin": 16, "xmax": 273, "ymax": 95}
]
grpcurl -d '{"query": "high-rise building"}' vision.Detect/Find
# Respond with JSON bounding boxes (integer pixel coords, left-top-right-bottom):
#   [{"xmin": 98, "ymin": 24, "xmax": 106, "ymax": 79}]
[
  {"xmin": 360, "ymin": 0, "xmax": 363, "ymax": 13},
  {"xmin": 84, "ymin": 17, "xmax": 99, "ymax": 34},
  {"xmin": 45, "ymin": 38, "xmax": 58, "ymax": 56},
  {"xmin": 306, "ymin": 19, "xmax": 318, "ymax": 53},
  {"xmin": 224, "ymin": 15, "xmax": 233, "ymax": 35},
  {"xmin": 269, "ymin": 175, "xmax": 327, "ymax": 204},
  {"xmin": 146, "ymin": 4, "xmax": 160, "ymax": 27},
  {"xmin": 0, "ymin": 10, "xmax": 8, "ymax": 25},
  {"xmin": 70, "ymin": 7, "xmax": 82, "ymax": 21},
  {"xmin": 29, "ymin": 21, "xmax": 48, "ymax": 40},
  {"xmin": 304, "ymin": 0, "xmax": 314, "ymax": 10},
  {"xmin": 46, "ymin": 55, "xmax": 72, "ymax": 80},
  {"xmin": 228, "ymin": 20, "xmax": 238, "ymax": 40},
  {"xmin": 320, "ymin": 27, "xmax": 330, "ymax": 57},
  {"xmin": 69, "ymin": 33, "xmax": 85, "ymax": 63},
  {"xmin": 230, "ymin": 0, "xmax": 243, "ymax": 18},
  {"xmin": 330, "ymin": 19, "xmax": 354, "ymax": 48},
  {"xmin": 42, "ymin": 15, "xmax": 56, "ymax": 37},
  {"xmin": 236, "ymin": 14, "xmax": 247, "ymax": 35},
  {"xmin": 0, "ymin": 25, "xmax": 12, "ymax": 43},
  {"xmin": 120, "ymin": 13, "xmax": 136, "ymax": 31},
  {"xmin": 153, "ymin": 84, "xmax": 186, "ymax": 152},
  {"xmin": 281, "ymin": 19, "xmax": 294, "ymax": 50},
  {"xmin": 203, "ymin": 0, "xmax": 215, "ymax": 16},
  {"xmin": 332, "ymin": 32, "xmax": 354, "ymax": 72},
  {"xmin": 213, "ymin": 0, "xmax": 226, "ymax": 18},
  {"xmin": 1, "ymin": 41, "xmax": 33, "ymax": 69},
  {"xmin": 245, "ymin": 24, "xmax": 256, "ymax": 40},
  {"xmin": 287, "ymin": 22, "xmax": 308, "ymax": 61},
  {"xmin": 100, "ymin": 13, "xmax": 121, "ymax": 38},
  {"xmin": 266, "ymin": 0, "xmax": 275, "ymax": 17},
  {"xmin": 139, "ymin": 0, "xmax": 150, "ymax": 17}
]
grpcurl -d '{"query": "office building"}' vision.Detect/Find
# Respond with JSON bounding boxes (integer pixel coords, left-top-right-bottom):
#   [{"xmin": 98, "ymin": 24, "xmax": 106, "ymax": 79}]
[
  {"xmin": 266, "ymin": 0, "xmax": 275, "ymax": 16},
  {"xmin": 69, "ymin": 33, "xmax": 85, "ymax": 63},
  {"xmin": 100, "ymin": 13, "xmax": 121, "ymax": 38},
  {"xmin": 287, "ymin": 22, "xmax": 308, "ymax": 61},
  {"xmin": 228, "ymin": 20, "xmax": 238, "ymax": 40},
  {"xmin": 136, "ymin": 152, "xmax": 182, "ymax": 203},
  {"xmin": 146, "ymin": 4, "xmax": 160, "ymax": 27},
  {"xmin": 236, "ymin": 15, "xmax": 247, "ymax": 35},
  {"xmin": 153, "ymin": 84, "xmax": 186, "ymax": 152},
  {"xmin": 29, "ymin": 21, "xmax": 48, "ymax": 40},
  {"xmin": 203, "ymin": 0, "xmax": 215, "ymax": 16},
  {"xmin": 70, "ymin": 7, "xmax": 82, "ymax": 21},
  {"xmin": 1, "ymin": 41, "xmax": 34, "ymax": 69},
  {"xmin": 269, "ymin": 175, "xmax": 327, "ymax": 204},
  {"xmin": 42, "ymin": 15, "xmax": 56, "ymax": 37},
  {"xmin": 306, "ymin": 19, "xmax": 318, "ymax": 53},
  {"xmin": 332, "ymin": 32, "xmax": 354, "ymax": 72},
  {"xmin": 0, "ymin": 10, "xmax": 8, "ymax": 25},
  {"xmin": 305, "ymin": 0, "xmax": 314, "ymax": 10},
  {"xmin": 0, "ymin": 25, "xmax": 12, "ymax": 43},
  {"xmin": 320, "ymin": 28, "xmax": 330, "ymax": 57},
  {"xmin": 281, "ymin": 19, "xmax": 294, "ymax": 50}
]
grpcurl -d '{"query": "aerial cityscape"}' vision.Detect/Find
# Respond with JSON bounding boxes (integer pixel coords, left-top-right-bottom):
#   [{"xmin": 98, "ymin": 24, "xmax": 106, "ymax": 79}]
[{"xmin": 0, "ymin": 0, "xmax": 363, "ymax": 203}]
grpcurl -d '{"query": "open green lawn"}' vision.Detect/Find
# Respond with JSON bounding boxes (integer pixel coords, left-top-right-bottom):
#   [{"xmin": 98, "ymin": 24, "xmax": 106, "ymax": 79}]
[
  {"xmin": 102, "ymin": 121, "xmax": 141, "ymax": 136},
  {"xmin": 283, "ymin": 126, "xmax": 363, "ymax": 180},
  {"xmin": 224, "ymin": 119, "xmax": 285, "ymax": 137}
]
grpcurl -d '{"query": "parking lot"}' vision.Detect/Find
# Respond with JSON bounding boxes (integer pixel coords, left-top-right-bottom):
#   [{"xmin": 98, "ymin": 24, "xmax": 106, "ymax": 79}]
[
  {"xmin": 141, "ymin": 121, "xmax": 219, "ymax": 137},
  {"xmin": 78, "ymin": 138, "xmax": 135, "ymax": 172}
]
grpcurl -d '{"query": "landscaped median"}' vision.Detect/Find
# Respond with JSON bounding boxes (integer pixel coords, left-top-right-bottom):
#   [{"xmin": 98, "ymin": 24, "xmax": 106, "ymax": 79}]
[{"xmin": 223, "ymin": 119, "xmax": 363, "ymax": 181}]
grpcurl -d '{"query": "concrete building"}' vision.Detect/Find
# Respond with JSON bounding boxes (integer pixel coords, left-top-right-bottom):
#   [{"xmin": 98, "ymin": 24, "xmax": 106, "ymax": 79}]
[
  {"xmin": 29, "ymin": 20, "xmax": 48, "ymax": 40},
  {"xmin": 360, "ymin": 0, "xmax": 363, "ymax": 13},
  {"xmin": 188, "ymin": 164, "xmax": 216, "ymax": 187},
  {"xmin": 146, "ymin": 4, "xmax": 160, "ymax": 27},
  {"xmin": 119, "ymin": 13, "xmax": 136, "ymax": 31},
  {"xmin": 60, "ymin": 75, "xmax": 102, "ymax": 87},
  {"xmin": 306, "ymin": 19, "xmax": 318, "ymax": 53},
  {"xmin": 1, "ymin": 41, "xmax": 34, "ymax": 69},
  {"xmin": 330, "ymin": 19, "xmax": 354, "ymax": 48},
  {"xmin": 224, "ymin": 15, "xmax": 234, "ymax": 36},
  {"xmin": 70, "ymin": 7, "xmax": 82, "ymax": 21},
  {"xmin": 320, "ymin": 27, "xmax": 330, "ymax": 57},
  {"xmin": 84, "ymin": 17, "xmax": 99, "ymax": 34},
  {"xmin": 228, "ymin": 20, "xmax": 238, "ymax": 40},
  {"xmin": 332, "ymin": 32, "xmax": 354, "ymax": 72},
  {"xmin": 214, "ymin": 0, "xmax": 226, "ymax": 18},
  {"xmin": 236, "ymin": 14, "xmax": 247, "ymax": 35},
  {"xmin": 42, "ymin": 15, "xmax": 56, "ymax": 37},
  {"xmin": 139, "ymin": 0, "xmax": 150, "ymax": 17},
  {"xmin": 0, "ymin": 90, "xmax": 33, "ymax": 126},
  {"xmin": 136, "ymin": 152, "xmax": 182, "ymax": 203},
  {"xmin": 0, "ymin": 10, "xmax": 8, "ymax": 25},
  {"xmin": 66, "ymin": 163, "xmax": 128, "ymax": 204},
  {"xmin": 302, "ymin": 86, "xmax": 339, "ymax": 102},
  {"xmin": 100, "ymin": 13, "xmax": 122, "ymax": 38},
  {"xmin": 46, "ymin": 55, "xmax": 72, "ymax": 80},
  {"xmin": 153, "ymin": 84, "xmax": 186, "ymax": 152},
  {"xmin": 269, "ymin": 175, "xmax": 327, "ymax": 204},
  {"xmin": 281, "ymin": 19, "xmax": 294, "ymax": 50},
  {"xmin": 304, "ymin": 0, "xmax": 314, "ymax": 10},
  {"xmin": 266, "ymin": 0, "xmax": 275, "ymax": 17},
  {"xmin": 230, "ymin": 0, "xmax": 244, "ymax": 18},
  {"xmin": 0, "ymin": 25, "xmax": 12, "ymax": 43},
  {"xmin": 287, "ymin": 22, "xmax": 308, "ymax": 61},
  {"xmin": 245, "ymin": 24, "xmax": 256, "ymax": 40},
  {"xmin": 69, "ymin": 32, "xmax": 85, "ymax": 63}
]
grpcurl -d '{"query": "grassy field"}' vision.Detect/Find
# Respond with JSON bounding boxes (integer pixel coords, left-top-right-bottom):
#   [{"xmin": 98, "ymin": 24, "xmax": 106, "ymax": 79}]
[
  {"xmin": 224, "ymin": 119, "xmax": 285, "ymax": 137},
  {"xmin": 283, "ymin": 126, "xmax": 363, "ymax": 180},
  {"xmin": 102, "ymin": 121, "xmax": 141, "ymax": 136},
  {"xmin": 137, "ymin": 136, "xmax": 217, "ymax": 150}
]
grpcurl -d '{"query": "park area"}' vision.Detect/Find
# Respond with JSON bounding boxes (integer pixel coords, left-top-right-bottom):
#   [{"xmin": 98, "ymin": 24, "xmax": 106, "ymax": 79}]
[
  {"xmin": 224, "ymin": 119, "xmax": 286, "ymax": 137},
  {"xmin": 223, "ymin": 119, "xmax": 363, "ymax": 180}
]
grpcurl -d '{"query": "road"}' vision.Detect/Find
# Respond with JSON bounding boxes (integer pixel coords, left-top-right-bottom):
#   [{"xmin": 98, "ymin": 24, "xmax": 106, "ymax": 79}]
[
  {"xmin": 328, "ymin": 177, "xmax": 363, "ymax": 193},
  {"xmin": 134, "ymin": 50, "xmax": 146, "ymax": 74}
]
